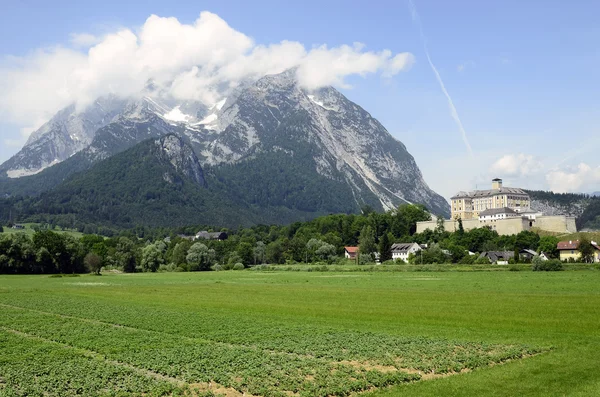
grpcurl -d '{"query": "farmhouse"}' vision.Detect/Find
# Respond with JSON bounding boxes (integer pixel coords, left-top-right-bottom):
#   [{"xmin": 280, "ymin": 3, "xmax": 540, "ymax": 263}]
[
  {"xmin": 391, "ymin": 243, "xmax": 421, "ymax": 262},
  {"xmin": 195, "ymin": 231, "xmax": 228, "ymax": 241},
  {"xmin": 557, "ymin": 240, "xmax": 600, "ymax": 262},
  {"xmin": 519, "ymin": 249, "xmax": 539, "ymax": 261},
  {"xmin": 344, "ymin": 246, "xmax": 358, "ymax": 259},
  {"xmin": 478, "ymin": 251, "xmax": 514, "ymax": 265}
]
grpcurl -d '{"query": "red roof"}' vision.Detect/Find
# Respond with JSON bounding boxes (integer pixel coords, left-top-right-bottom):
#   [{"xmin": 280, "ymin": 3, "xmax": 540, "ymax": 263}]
[
  {"xmin": 557, "ymin": 240, "xmax": 600, "ymax": 250},
  {"xmin": 557, "ymin": 240, "xmax": 579, "ymax": 250},
  {"xmin": 344, "ymin": 246, "xmax": 359, "ymax": 253}
]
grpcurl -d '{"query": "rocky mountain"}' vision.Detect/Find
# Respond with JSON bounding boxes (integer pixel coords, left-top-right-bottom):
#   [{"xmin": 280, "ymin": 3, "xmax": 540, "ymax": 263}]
[
  {"xmin": 0, "ymin": 69, "xmax": 450, "ymax": 225},
  {"xmin": 527, "ymin": 190, "xmax": 600, "ymax": 230},
  {"xmin": 0, "ymin": 96, "xmax": 128, "ymax": 178}
]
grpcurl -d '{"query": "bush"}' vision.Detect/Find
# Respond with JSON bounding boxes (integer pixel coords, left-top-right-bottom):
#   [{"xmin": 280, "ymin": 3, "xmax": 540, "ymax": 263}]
[
  {"xmin": 532, "ymin": 258, "xmax": 563, "ymax": 271},
  {"xmin": 211, "ymin": 264, "xmax": 224, "ymax": 272},
  {"xmin": 232, "ymin": 263, "xmax": 245, "ymax": 270},
  {"xmin": 474, "ymin": 256, "xmax": 490, "ymax": 265}
]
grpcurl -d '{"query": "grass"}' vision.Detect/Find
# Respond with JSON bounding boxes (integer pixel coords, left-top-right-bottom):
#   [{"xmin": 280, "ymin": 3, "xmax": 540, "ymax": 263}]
[
  {"xmin": 0, "ymin": 271, "xmax": 599, "ymax": 396},
  {"xmin": 1, "ymin": 222, "xmax": 84, "ymax": 238}
]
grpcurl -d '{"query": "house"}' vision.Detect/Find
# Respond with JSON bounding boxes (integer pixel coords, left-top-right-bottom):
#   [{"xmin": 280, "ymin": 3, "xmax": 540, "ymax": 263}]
[
  {"xmin": 539, "ymin": 252, "xmax": 550, "ymax": 261},
  {"xmin": 519, "ymin": 249, "xmax": 538, "ymax": 261},
  {"xmin": 557, "ymin": 240, "xmax": 600, "ymax": 262},
  {"xmin": 391, "ymin": 243, "xmax": 421, "ymax": 263},
  {"xmin": 478, "ymin": 251, "xmax": 514, "ymax": 265},
  {"xmin": 344, "ymin": 246, "xmax": 359, "ymax": 259},
  {"xmin": 12, "ymin": 224, "xmax": 25, "ymax": 230},
  {"xmin": 194, "ymin": 231, "xmax": 228, "ymax": 241}
]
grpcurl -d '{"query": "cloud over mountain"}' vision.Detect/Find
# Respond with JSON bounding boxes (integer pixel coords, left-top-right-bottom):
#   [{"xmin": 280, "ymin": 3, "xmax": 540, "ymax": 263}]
[{"xmin": 0, "ymin": 11, "xmax": 413, "ymax": 138}]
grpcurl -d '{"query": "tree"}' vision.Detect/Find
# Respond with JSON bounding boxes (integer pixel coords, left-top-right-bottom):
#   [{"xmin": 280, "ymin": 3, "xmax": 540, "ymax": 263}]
[
  {"xmin": 314, "ymin": 242, "xmax": 336, "ymax": 263},
  {"xmin": 358, "ymin": 226, "xmax": 377, "ymax": 260},
  {"xmin": 115, "ymin": 237, "xmax": 137, "ymax": 273},
  {"xmin": 435, "ymin": 217, "xmax": 445, "ymax": 235},
  {"xmin": 141, "ymin": 243, "xmax": 165, "ymax": 272},
  {"xmin": 0, "ymin": 225, "xmax": 3, "ymax": 233},
  {"xmin": 379, "ymin": 232, "xmax": 392, "ymax": 262},
  {"xmin": 84, "ymin": 253, "xmax": 103, "ymax": 275},
  {"xmin": 457, "ymin": 218, "xmax": 464, "ymax": 235},
  {"xmin": 578, "ymin": 237, "xmax": 595, "ymax": 263},
  {"xmin": 254, "ymin": 241, "xmax": 266, "ymax": 265},
  {"xmin": 538, "ymin": 236, "xmax": 559, "ymax": 258},
  {"xmin": 266, "ymin": 240, "xmax": 285, "ymax": 264},
  {"xmin": 237, "ymin": 242, "xmax": 254, "ymax": 266},
  {"xmin": 171, "ymin": 241, "xmax": 192, "ymax": 266},
  {"xmin": 186, "ymin": 243, "xmax": 216, "ymax": 271}
]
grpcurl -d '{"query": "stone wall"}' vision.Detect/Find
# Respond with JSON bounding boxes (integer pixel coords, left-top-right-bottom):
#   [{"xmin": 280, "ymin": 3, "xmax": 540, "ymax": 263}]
[
  {"xmin": 416, "ymin": 215, "xmax": 576, "ymax": 236},
  {"xmin": 535, "ymin": 216, "xmax": 577, "ymax": 233}
]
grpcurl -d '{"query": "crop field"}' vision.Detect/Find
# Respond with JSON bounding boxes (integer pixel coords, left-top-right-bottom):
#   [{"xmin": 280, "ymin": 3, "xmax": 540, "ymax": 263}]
[{"xmin": 0, "ymin": 272, "xmax": 599, "ymax": 396}]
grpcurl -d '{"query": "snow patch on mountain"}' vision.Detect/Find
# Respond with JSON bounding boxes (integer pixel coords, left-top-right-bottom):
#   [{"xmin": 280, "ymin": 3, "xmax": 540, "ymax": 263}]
[{"xmin": 163, "ymin": 106, "xmax": 193, "ymax": 123}]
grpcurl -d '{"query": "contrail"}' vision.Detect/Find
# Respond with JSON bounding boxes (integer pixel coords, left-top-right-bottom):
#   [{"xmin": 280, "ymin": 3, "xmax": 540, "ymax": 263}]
[{"xmin": 408, "ymin": 0, "xmax": 474, "ymax": 157}]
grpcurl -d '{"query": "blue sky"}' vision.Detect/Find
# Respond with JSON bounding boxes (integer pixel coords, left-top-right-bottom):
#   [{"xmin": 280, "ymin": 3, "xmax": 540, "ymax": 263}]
[{"xmin": 1, "ymin": 0, "xmax": 599, "ymax": 197}]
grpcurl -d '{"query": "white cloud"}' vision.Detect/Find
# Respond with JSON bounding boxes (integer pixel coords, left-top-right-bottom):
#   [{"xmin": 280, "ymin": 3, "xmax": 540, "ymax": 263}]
[
  {"xmin": 0, "ymin": 11, "xmax": 414, "ymax": 137},
  {"xmin": 490, "ymin": 154, "xmax": 543, "ymax": 177},
  {"xmin": 69, "ymin": 33, "xmax": 101, "ymax": 48},
  {"xmin": 546, "ymin": 163, "xmax": 600, "ymax": 193}
]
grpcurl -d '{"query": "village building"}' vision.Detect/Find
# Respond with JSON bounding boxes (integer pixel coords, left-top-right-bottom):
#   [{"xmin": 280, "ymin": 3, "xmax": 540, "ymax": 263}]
[
  {"xmin": 557, "ymin": 240, "xmax": 600, "ymax": 262},
  {"xmin": 478, "ymin": 251, "xmax": 514, "ymax": 265},
  {"xmin": 344, "ymin": 246, "xmax": 358, "ymax": 259},
  {"xmin": 194, "ymin": 231, "xmax": 228, "ymax": 241},
  {"xmin": 390, "ymin": 243, "xmax": 422, "ymax": 262},
  {"xmin": 519, "ymin": 249, "xmax": 538, "ymax": 261}
]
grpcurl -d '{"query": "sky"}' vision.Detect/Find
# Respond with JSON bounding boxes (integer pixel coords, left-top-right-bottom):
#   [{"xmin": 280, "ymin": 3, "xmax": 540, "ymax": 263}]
[{"xmin": 0, "ymin": 0, "xmax": 599, "ymax": 199}]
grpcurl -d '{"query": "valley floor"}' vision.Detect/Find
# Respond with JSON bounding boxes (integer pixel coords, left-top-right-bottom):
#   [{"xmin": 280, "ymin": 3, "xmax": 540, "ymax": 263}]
[{"xmin": 0, "ymin": 271, "xmax": 599, "ymax": 396}]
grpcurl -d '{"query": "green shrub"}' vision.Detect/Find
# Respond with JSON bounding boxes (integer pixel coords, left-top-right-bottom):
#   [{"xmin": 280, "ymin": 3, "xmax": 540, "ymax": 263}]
[
  {"xmin": 232, "ymin": 263, "xmax": 245, "ymax": 270},
  {"xmin": 459, "ymin": 255, "xmax": 476, "ymax": 264},
  {"xmin": 474, "ymin": 256, "xmax": 490, "ymax": 265},
  {"xmin": 532, "ymin": 258, "xmax": 563, "ymax": 271},
  {"xmin": 211, "ymin": 264, "xmax": 224, "ymax": 272}
]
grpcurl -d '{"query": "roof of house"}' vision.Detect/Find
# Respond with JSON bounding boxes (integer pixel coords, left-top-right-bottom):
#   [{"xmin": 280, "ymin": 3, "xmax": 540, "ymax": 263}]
[
  {"xmin": 557, "ymin": 240, "xmax": 600, "ymax": 250},
  {"xmin": 391, "ymin": 243, "xmax": 419, "ymax": 253},
  {"xmin": 520, "ymin": 249, "xmax": 538, "ymax": 256},
  {"xmin": 451, "ymin": 187, "xmax": 529, "ymax": 200},
  {"xmin": 479, "ymin": 207, "xmax": 517, "ymax": 217},
  {"xmin": 479, "ymin": 251, "xmax": 514, "ymax": 262},
  {"xmin": 195, "ymin": 231, "xmax": 227, "ymax": 240},
  {"xmin": 344, "ymin": 246, "xmax": 359, "ymax": 253}
]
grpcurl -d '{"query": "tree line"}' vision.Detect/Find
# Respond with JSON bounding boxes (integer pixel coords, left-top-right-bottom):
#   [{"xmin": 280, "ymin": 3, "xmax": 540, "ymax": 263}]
[{"xmin": 0, "ymin": 204, "xmax": 591, "ymax": 274}]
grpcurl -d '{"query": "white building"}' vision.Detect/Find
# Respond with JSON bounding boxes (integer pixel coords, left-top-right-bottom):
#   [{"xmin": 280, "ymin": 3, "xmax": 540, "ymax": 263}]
[
  {"xmin": 478, "ymin": 207, "xmax": 519, "ymax": 222},
  {"xmin": 391, "ymin": 243, "xmax": 422, "ymax": 263}
]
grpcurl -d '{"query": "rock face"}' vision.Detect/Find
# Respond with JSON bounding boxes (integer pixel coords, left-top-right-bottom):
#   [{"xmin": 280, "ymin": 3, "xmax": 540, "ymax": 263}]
[
  {"xmin": 155, "ymin": 135, "xmax": 205, "ymax": 186},
  {"xmin": 196, "ymin": 69, "xmax": 449, "ymax": 215},
  {"xmin": 0, "ymin": 69, "xmax": 450, "ymax": 217},
  {"xmin": 1, "ymin": 96, "xmax": 128, "ymax": 177}
]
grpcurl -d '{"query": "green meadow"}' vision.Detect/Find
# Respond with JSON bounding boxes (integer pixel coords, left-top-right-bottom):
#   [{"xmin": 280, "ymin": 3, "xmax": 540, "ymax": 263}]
[{"xmin": 0, "ymin": 270, "xmax": 599, "ymax": 396}]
